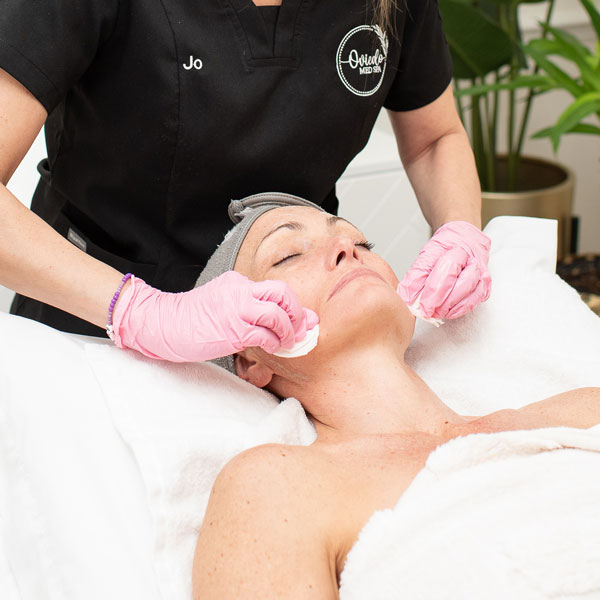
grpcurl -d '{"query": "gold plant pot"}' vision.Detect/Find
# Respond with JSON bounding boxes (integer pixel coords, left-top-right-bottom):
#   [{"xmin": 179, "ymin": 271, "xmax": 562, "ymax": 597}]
[{"xmin": 481, "ymin": 155, "xmax": 575, "ymax": 261}]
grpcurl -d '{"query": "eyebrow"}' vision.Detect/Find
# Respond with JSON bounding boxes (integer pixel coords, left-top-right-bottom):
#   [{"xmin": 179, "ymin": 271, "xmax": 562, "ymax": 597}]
[{"xmin": 254, "ymin": 215, "xmax": 355, "ymax": 257}]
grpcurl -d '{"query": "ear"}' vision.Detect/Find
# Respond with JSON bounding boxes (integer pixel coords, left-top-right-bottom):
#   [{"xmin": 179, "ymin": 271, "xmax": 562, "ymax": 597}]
[{"xmin": 234, "ymin": 352, "xmax": 274, "ymax": 388}]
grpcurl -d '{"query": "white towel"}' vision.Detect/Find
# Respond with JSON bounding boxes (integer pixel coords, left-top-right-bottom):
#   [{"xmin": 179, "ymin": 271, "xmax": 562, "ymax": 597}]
[
  {"xmin": 0, "ymin": 516, "xmax": 20, "ymax": 600},
  {"xmin": 339, "ymin": 425, "xmax": 600, "ymax": 599}
]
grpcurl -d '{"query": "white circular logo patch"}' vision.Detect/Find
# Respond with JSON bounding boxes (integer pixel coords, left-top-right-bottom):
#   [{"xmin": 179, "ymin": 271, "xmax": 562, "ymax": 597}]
[{"xmin": 336, "ymin": 24, "xmax": 389, "ymax": 97}]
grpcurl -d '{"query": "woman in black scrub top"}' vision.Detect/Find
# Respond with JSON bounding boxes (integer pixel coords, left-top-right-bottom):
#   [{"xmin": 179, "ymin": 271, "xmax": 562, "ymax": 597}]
[{"xmin": 0, "ymin": 0, "xmax": 491, "ymax": 364}]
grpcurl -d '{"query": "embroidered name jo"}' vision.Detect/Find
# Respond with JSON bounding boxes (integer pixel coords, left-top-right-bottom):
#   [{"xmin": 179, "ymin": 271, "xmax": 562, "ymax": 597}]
[{"xmin": 183, "ymin": 55, "xmax": 203, "ymax": 70}]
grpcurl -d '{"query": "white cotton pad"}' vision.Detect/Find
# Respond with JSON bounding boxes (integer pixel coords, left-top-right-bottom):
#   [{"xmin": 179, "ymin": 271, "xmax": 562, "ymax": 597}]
[
  {"xmin": 408, "ymin": 292, "xmax": 444, "ymax": 327},
  {"xmin": 273, "ymin": 324, "xmax": 320, "ymax": 358}
]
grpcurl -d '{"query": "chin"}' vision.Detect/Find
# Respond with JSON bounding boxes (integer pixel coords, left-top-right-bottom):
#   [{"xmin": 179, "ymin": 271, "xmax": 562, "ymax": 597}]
[{"xmin": 321, "ymin": 283, "xmax": 410, "ymax": 342}]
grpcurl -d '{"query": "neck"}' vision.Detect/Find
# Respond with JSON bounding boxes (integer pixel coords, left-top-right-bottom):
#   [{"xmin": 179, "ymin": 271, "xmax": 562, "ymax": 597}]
[{"xmin": 283, "ymin": 344, "xmax": 468, "ymax": 443}]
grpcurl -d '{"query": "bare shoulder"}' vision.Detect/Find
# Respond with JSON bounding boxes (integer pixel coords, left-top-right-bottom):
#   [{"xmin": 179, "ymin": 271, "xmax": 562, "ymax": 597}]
[
  {"xmin": 209, "ymin": 443, "xmax": 302, "ymax": 488},
  {"xmin": 192, "ymin": 443, "xmax": 337, "ymax": 600},
  {"xmin": 515, "ymin": 386, "xmax": 600, "ymax": 430},
  {"xmin": 205, "ymin": 443, "xmax": 324, "ymax": 511}
]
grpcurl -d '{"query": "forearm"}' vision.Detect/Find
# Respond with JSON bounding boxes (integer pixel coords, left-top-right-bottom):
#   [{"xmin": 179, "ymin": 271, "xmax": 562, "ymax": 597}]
[
  {"xmin": 0, "ymin": 183, "xmax": 125, "ymax": 328},
  {"xmin": 403, "ymin": 128, "xmax": 482, "ymax": 232}
]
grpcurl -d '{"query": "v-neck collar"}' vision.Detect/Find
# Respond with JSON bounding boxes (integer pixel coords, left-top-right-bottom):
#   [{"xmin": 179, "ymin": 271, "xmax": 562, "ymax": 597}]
[
  {"xmin": 227, "ymin": 0, "xmax": 305, "ymax": 63},
  {"xmin": 257, "ymin": 5, "xmax": 280, "ymax": 55}
]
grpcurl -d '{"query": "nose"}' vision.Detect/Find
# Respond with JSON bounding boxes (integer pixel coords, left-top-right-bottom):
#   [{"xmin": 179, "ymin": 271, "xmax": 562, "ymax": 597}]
[{"xmin": 327, "ymin": 236, "xmax": 360, "ymax": 270}]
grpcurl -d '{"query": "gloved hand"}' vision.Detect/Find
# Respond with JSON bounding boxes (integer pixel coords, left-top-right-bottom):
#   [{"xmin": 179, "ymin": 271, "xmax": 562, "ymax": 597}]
[
  {"xmin": 397, "ymin": 220, "xmax": 492, "ymax": 320},
  {"xmin": 110, "ymin": 271, "xmax": 319, "ymax": 362}
]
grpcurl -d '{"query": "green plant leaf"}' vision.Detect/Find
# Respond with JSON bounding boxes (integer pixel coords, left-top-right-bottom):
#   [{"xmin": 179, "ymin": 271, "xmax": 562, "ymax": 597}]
[
  {"xmin": 439, "ymin": 0, "xmax": 514, "ymax": 79},
  {"xmin": 554, "ymin": 92, "xmax": 600, "ymax": 130},
  {"xmin": 531, "ymin": 126, "xmax": 555, "ymax": 139},
  {"xmin": 541, "ymin": 91, "xmax": 600, "ymax": 150},
  {"xmin": 542, "ymin": 23, "xmax": 592, "ymax": 62},
  {"xmin": 529, "ymin": 44, "xmax": 599, "ymax": 93},
  {"xmin": 526, "ymin": 40, "xmax": 587, "ymax": 97},
  {"xmin": 535, "ymin": 25, "xmax": 600, "ymax": 91},
  {"xmin": 530, "ymin": 122, "xmax": 600, "ymax": 139},
  {"xmin": 591, "ymin": 44, "xmax": 600, "ymax": 70},
  {"xmin": 534, "ymin": 32, "xmax": 589, "ymax": 68},
  {"xmin": 580, "ymin": 0, "xmax": 600, "ymax": 42},
  {"xmin": 454, "ymin": 74, "xmax": 556, "ymax": 95},
  {"xmin": 532, "ymin": 121, "xmax": 600, "ymax": 153},
  {"xmin": 567, "ymin": 123, "xmax": 600, "ymax": 135}
]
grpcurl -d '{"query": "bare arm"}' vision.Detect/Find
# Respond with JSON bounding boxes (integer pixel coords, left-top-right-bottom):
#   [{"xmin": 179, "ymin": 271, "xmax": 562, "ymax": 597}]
[
  {"xmin": 475, "ymin": 387, "xmax": 600, "ymax": 434},
  {"xmin": 387, "ymin": 83, "xmax": 482, "ymax": 232},
  {"xmin": 192, "ymin": 445, "xmax": 338, "ymax": 600},
  {"xmin": 517, "ymin": 387, "xmax": 600, "ymax": 430},
  {"xmin": 0, "ymin": 67, "xmax": 126, "ymax": 327}
]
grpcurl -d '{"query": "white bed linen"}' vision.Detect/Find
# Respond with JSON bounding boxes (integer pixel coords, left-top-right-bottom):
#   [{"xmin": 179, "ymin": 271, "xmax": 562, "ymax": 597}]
[
  {"xmin": 1, "ymin": 215, "xmax": 600, "ymax": 599},
  {"xmin": 0, "ymin": 319, "xmax": 161, "ymax": 599},
  {"xmin": 0, "ymin": 470, "xmax": 20, "ymax": 600}
]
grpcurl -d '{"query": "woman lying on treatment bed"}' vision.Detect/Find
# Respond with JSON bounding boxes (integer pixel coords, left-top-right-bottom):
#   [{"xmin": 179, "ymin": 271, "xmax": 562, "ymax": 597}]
[{"xmin": 192, "ymin": 195, "xmax": 600, "ymax": 599}]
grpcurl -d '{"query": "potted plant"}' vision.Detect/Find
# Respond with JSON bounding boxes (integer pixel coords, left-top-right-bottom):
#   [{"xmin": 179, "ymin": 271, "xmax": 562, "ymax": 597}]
[
  {"xmin": 520, "ymin": 0, "xmax": 600, "ymax": 311},
  {"xmin": 514, "ymin": 0, "xmax": 600, "ymax": 152},
  {"xmin": 438, "ymin": 0, "xmax": 599, "ymax": 259}
]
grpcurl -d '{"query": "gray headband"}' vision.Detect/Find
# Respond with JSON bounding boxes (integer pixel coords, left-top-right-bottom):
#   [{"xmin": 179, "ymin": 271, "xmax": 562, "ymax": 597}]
[{"xmin": 195, "ymin": 192, "xmax": 325, "ymax": 374}]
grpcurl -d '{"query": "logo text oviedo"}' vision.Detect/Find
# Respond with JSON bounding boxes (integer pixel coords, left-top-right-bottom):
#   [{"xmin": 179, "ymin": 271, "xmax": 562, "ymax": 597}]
[{"xmin": 336, "ymin": 25, "xmax": 389, "ymax": 97}]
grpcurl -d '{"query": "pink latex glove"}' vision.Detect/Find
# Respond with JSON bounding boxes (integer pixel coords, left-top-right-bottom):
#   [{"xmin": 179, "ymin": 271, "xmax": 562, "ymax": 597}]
[
  {"xmin": 110, "ymin": 272, "xmax": 319, "ymax": 362},
  {"xmin": 397, "ymin": 221, "xmax": 492, "ymax": 320}
]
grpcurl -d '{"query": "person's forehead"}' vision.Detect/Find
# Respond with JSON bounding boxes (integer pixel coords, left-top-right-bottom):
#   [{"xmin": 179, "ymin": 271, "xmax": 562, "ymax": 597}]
[
  {"xmin": 234, "ymin": 207, "xmax": 320, "ymax": 271},
  {"xmin": 248, "ymin": 205, "xmax": 327, "ymax": 239},
  {"xmin": 246, "ymin": 205, "xmax": 362, "ymax": 243}
]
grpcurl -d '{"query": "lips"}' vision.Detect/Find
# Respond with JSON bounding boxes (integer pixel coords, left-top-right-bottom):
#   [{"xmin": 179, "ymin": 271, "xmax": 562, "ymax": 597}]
[{"xmin": 327, "ymin": 268, "xmax": 387, "ymax": 300}]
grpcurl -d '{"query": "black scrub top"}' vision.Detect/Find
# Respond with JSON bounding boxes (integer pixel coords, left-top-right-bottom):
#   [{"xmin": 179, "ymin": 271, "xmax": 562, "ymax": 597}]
[{"xmin": 0, "ymin": 0, "xmax": 453, "ymax": 336}]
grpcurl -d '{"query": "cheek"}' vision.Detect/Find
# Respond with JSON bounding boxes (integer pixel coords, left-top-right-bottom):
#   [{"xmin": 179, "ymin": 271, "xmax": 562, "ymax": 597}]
[
  {"xmin": 288, "ymin": 273, "xmax": 322, "ymax": 312},
  {"xmin": 369, "ymin": 255, "xmax": 399, "ymax": 288},
  {"xmin": 264, "ymin": 263, "xmax": 324, "ymax": 313}
]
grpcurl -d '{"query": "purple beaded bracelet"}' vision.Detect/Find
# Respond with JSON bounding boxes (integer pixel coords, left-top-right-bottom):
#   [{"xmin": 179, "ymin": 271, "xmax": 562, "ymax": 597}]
[{"xmin": 106, "ymin": 273, "xmax": 133, "ymax": 341}]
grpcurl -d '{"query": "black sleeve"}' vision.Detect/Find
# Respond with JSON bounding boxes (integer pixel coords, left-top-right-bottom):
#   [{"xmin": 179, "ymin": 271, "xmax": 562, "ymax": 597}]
[
  {"xmin": 383, "ymin": 0, "xmax": 454, "ymax": 112},
  {"xmin": 0, "ymin": 0, "xmax": 120, "ymax": 114}
]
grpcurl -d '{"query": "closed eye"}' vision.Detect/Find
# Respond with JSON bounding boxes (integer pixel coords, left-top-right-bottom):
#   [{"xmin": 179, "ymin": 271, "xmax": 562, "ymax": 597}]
[
  {"xmin": 272, "ymin": 241, "xmax": 373, "ymax": 267},
  {"xmin": 356, "ymin": 241, "xmax": 374, "ymax": 251},
  {"xmin": 272, "ymin": 253, "xmax": 301, "ymax": 267}
]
